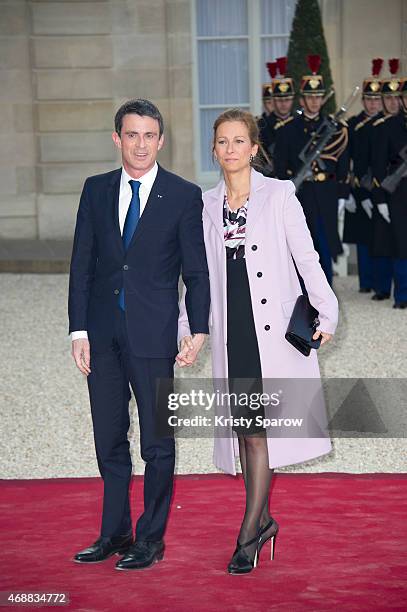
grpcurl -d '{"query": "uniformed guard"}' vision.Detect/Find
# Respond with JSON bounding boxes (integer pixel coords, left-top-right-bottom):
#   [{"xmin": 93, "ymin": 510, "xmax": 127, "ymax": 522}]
[
  {"xmin": 257, "ymin": 57, "xmax": 295, "ymax": 176},
  {"xmin": 343, "ymin": 58, "xmax": 383, "ymax": 293},
  {"xmin": 257, "ymin": 61, "xmax": 276, "ymax": 159},
  {"xmin": 262, "ymin": 61, "xmax": 276, "ymax": 117},
  {"xmin": 400, "ymin": 74, "xmax": 407, "ymax": 113},
  {"xmin": 370, "ymin": 59, "xmax": 407, "ymax": 308},
  {"xmin": 274, "ymin": 54, "xmax": 350, "ymax": 285}
]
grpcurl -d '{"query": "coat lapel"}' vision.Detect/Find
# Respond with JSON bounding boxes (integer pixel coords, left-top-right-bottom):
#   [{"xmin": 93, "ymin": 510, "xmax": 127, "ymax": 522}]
[
  {"xmin": 204, "ymin": 176, "xmax": 225, "ymax": 242},
  {"xmin": 108, "ymin": 168, "xmax": 124, "ymax": 256},
  {"xmin": 245, "ymin": 168, "xmax": 269, "ymax": 239},
  {"xmin": 204, "ymin": 168, "xmax": 269, "ymax": 241}
]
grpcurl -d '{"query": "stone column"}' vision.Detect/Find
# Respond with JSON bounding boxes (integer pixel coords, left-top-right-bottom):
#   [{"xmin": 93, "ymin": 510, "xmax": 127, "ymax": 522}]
[
  {"xmin": 30, "ymin": 0, "xmax": 195, "ymax": 238},
  {"xmin": 165, "ymin": 0, "xmax": 195, "ymax": 180},
  {"xmin": 321, "ymin": 0, "xmax": 404, "ymax": 109},
  {"xmin": 402, "ymin": 0, "xmax": 407, "ymax": 72},
  {"xmin": 109, "ymin": 0, "xmax": 172, "ymax": 170},
  {"xmin": 0, "ymin": 0, "xmax": 37, "ymax": 238},
  {"xmin": 31, "ymin": 0, "xmax": 116, "ymax": 239},
  {"xmin": 0, "ymin": 0, "xmax": 201, "ymax": 240}
]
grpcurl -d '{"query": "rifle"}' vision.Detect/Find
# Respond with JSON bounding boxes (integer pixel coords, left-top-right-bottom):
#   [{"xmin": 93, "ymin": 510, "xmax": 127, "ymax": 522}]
[
  {"xmin": 293, "ymin": 86, "xmax": 360, "ymax": 191},
  {"xmin": 381, "ymin": 144, "xmax": 407, "ymax": 193}
]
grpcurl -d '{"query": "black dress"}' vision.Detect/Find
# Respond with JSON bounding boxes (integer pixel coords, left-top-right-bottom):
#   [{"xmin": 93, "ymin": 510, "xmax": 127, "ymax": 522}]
[{"xmin": 224, "ymin": 195, "xmax": 265, "ymax": 435}]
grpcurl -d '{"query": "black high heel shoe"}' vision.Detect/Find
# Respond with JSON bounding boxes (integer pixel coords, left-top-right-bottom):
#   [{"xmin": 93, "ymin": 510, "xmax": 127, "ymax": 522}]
[
  {"xmin": 227, "ymin": 531, "xmax": 261, "ymax": 574},
  {"xmin": 257, "ymin": 517, "xmax": 279, "ymax": 562}
]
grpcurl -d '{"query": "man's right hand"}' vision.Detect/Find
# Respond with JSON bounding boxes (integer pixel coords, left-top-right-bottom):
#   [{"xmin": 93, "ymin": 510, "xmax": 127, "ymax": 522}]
[{"xmin": 72, "ymin": 338, "xmax": 91, "ymax": 376}]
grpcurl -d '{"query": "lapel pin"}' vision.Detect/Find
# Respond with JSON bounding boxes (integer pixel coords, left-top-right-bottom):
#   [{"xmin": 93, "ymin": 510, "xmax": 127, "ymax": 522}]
[{"xmin": 157, "ymin": 194, "xmax": 163, "ymax": 198}]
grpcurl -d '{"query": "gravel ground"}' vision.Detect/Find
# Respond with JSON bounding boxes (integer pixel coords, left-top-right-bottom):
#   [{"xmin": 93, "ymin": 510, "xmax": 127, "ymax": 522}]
[{"xmin": 1, "ymin": 274, "xmax": 406, "ymax": 479}]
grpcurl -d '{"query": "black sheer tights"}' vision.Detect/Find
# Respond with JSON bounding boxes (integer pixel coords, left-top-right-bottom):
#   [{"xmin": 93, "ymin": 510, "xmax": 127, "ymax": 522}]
[{"xmin": 237, "ymin": 432, "xmax": 274, "ymax": 560}]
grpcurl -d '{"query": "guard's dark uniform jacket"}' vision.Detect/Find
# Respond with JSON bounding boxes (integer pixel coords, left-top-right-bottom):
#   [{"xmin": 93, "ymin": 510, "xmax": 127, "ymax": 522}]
[
  {"xmin": 343, "ymin": 111, "xmax": 377, "ymax": 246},
  {"xmin": 257, "ymin": 111, "xmax": 294, "ymax": 176},
  {"xmin": 370, "ymin": 110, "xmax": 407, "ymax": 259},
  {"xmin": 274, "ymin": 113, "xmax": 350, "ymax": 260}
]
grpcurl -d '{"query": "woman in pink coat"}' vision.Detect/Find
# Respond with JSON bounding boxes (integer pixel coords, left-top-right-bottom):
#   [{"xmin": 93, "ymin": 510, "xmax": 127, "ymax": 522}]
[{"xmin": 177, "ymin": 109, "xmax": 338, "ymax": 574}]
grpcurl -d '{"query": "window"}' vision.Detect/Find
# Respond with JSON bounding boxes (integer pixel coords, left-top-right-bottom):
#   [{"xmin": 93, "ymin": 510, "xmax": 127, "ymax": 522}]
[
  {"xmin": 193, "ymin": 0, "xmax": 296, "ymax": 182},
  {"xmin": 260, "ymin": 0, "xmax": 296, "ymax": 83}
]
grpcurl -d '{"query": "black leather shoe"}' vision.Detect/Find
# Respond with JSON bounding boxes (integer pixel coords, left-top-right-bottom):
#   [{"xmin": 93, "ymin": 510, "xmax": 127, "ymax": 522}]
[
  {"xmin": 115, "ymin": 540, "xmax": 164, "ymax": 570},
  {"xmin": 371, "ymin": 292, "xmax": 390, "ymax": 301},
  {"xmin": 359, "ymin": 287, "xmax": 372, "ymax": 293},
  {"xmin": 73, "ymin": 533, "xmax": 133, "ymax": 563},
  {"xmin": 393, "ymin": 301, "xmax": 407, "ymax": 309}
]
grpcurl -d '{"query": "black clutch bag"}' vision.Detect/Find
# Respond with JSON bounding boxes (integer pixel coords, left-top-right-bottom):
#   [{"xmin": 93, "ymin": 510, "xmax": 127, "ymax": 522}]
[{"xmin": 285, "ymin": 258, "xmax": 321, "ymax": 356}]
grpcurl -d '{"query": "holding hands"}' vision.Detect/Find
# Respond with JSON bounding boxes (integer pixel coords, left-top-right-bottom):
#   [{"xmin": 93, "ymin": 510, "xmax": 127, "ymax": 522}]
[{"xmin": 176, "ymin": 333, "xmax": 206, "ymax": 367}]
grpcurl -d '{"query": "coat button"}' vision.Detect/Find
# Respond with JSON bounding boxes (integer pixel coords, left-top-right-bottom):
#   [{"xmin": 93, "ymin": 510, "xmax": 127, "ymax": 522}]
[
  {"xmin": 261, "ymin": 298, "xmax": 267, "ymax": 304},
  {"xmin": 123, "ymin": 264, "xmax": 129, "ymax": 270},
  {"xmin": 251, "ymin": 245, "xmax": 258, "ymax": 251},
  {"xmin": 264, "ymin": 324, "xmax": 270, "ymax": 331},
  {"xmin": 114, "ymin": 289, "xmax": 120, "ymax": 295},
  {"xmin": 257, "ymin": 271, "xmax": 263, "ymax": 278}
]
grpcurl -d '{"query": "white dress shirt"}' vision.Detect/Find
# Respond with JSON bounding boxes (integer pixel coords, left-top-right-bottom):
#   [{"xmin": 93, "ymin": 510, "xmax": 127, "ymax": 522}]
[{"xmin": 71, "ymin": 162, "xmax": 158, "ymax": 341}]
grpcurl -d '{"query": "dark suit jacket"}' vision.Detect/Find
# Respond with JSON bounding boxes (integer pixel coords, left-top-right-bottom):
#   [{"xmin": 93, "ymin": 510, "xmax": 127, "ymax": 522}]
[{"xmin": 68, "ymin": 164, "xmax": 210, "ymax": 357}]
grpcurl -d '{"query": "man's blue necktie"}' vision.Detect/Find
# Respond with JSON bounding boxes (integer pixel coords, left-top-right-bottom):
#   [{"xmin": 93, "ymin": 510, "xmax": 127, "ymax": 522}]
[{"xmin": 118, "ymin": 179, "xmax": 141, "ymax": 310}]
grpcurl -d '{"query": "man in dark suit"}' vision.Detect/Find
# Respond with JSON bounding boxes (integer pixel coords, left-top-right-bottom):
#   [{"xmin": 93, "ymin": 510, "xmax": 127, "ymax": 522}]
[{"xmin": 68, "ymin": 98, "xmax": 210, "ymax": 570}]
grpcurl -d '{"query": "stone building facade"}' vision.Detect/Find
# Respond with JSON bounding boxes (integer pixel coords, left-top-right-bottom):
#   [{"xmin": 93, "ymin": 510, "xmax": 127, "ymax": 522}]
[{"xmin": 0, "ymin": 0, "xmax": 406, "ymax": 240}]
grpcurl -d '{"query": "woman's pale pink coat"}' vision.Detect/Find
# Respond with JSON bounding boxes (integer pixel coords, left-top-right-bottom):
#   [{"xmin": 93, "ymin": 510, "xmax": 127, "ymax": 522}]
[{"xmin": 178, "ymin": 169, "xmax": 339, "ymax": 475}]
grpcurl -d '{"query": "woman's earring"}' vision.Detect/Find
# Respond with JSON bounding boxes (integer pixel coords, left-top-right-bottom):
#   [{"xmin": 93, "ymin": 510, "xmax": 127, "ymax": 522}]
[{"xmin": 249, "ymin": 154, "xmax": 254, "ymax": 163}]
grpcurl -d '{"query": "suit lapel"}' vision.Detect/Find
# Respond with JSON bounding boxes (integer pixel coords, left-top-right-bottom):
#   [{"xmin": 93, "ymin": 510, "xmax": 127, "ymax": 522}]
[
  {"xmin": 126, "ymin": 163, "xmax": 168, "ymax": 250},
  {"xmin": 108, "ymin": 168, "xmax": 124, "ymax": 256}
]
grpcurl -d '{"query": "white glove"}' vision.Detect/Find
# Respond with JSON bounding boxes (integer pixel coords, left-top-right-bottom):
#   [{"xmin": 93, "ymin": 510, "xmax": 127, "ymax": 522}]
[
  {"xmin": 338, "ymin": 198, "xmax": 346, "ymax": 216},
  {"xmin": 377, "ymin": 203, "xmax": 391, "ymax": 224},
  {"xmin": 361, "ymin": 198, "xmax": 374, "ymax": 219},
  {"xmin": 344, "ymin": 193, "xmax": 357, "ymax": 213}
]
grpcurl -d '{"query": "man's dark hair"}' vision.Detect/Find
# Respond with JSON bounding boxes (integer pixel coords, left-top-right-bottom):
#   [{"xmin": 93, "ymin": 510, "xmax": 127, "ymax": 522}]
[{"xmin": 114, "ymin": 98, "xmax": 164, "ymax": 137}]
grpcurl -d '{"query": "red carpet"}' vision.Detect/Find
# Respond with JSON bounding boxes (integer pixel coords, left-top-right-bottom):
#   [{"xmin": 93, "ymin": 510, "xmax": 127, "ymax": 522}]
[{"xmin": 1, "ymin": 473, "xmax": 406, "ymax": 611}]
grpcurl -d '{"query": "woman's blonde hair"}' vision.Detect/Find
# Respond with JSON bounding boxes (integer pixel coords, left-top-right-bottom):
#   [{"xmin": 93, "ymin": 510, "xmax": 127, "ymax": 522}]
[
  {"xmin": 212, "ymin": 108, "xmax": 260, "ymax": 146},
  {"xmin": 212, "ymin": 108, "xmax": 263, "ymax": 167}
]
